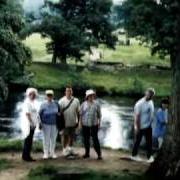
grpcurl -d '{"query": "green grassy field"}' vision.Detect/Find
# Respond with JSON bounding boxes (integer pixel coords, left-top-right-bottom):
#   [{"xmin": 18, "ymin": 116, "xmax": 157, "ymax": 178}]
[
  {"xmin": 27, "ymin": 63, "xmax": 171, "ymax": 97},
  {"xmin": 23, "ymin": 33, "xmax": 170, "ymax": 67},
  {"xmin": 27, "ymin": 165, "xmax": 148, "ymax": 180}
]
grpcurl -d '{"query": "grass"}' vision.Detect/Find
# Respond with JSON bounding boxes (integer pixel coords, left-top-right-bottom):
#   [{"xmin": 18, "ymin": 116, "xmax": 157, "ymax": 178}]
[
  {"xmin": 0, "ymin": 138, "xmax": 42, "ymax": 152},
  {"xmin": 23, "ymin": 33, "xmax": 170, "ymax": 67},
  {"xmin": 27, "ymin": 63, "xmax": 171, "ymax": 97},
  {"xmin": 27, "ymin": 165, "xmax": 149, "ymax": 180},
  {"xmin": 0, "ymin": 159, "xmax": 11, "ymax": 171}
]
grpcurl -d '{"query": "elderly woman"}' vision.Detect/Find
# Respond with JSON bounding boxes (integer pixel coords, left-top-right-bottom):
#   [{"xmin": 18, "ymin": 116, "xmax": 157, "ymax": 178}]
[
  {"xmin": 22, "ymin": 87, "xmax": 39, "ymax": 162},
  {"xmin": 39, "ymin": 90, "xmax": 59, "ymax": 159},
  {"xmin": 80, "ymin": 89, "xmax": 102, "ymax": 160}
]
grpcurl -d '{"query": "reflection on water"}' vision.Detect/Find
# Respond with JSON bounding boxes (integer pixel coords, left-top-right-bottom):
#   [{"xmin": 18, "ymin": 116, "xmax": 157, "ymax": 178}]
[{"xmin": 0, "ymin": 93, "xmax": 135, "ymax": 150}]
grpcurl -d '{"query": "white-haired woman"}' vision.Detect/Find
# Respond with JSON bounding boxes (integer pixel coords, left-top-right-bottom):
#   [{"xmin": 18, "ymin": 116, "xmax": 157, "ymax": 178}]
[{"xmin": 22, "ymin": 87, "xmax": 39, "ymax": 162}]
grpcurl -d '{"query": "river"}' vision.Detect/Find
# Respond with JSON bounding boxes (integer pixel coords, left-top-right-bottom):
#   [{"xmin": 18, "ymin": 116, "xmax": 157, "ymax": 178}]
[{"xmin": 0, "ymin": 91, "xmax": 138, "ymax": 150}]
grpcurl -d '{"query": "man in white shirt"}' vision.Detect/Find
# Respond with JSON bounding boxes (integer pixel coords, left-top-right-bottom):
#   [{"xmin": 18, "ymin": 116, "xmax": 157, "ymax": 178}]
[
  {"xmin": 131, "ymin": 88, "xmax": 155, "ymax": 163},
  {"xmin": 59, "ymin": 86, "xmax": 80, "ymax": 156}
]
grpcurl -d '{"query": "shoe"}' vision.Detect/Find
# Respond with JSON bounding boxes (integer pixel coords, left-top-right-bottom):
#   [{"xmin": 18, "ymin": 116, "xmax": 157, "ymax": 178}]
[
  {"xmin": 51, "ymin": 154, "xmax": 57, "ymax": 159},
  {"xmin": 43, "ymin": 154, "xmax": 49, "ymax": 159},
  {"xmin": 63, "ymin": 148, "xmax": 70, "ymax": 157},
  {"xmin": 130, "ymin": 156, "xmax": 142, "ymax": 162},
  {"xmin": 22, "ymin": 157, "xmax": 36, "ymax": 162},
  {"xmin": 97, "ymin": 156, "xmax": 103, "ymax": 160},
  {"xmin": 147, "ymin": 156, "xmax": 154, "ymax": 163},
  {"xmin": 83, "ymin": 154, "xmax": 90, "ymax": 159}
]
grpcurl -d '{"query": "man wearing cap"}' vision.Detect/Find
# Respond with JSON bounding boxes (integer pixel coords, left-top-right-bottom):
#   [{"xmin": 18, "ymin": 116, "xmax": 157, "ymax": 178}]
[
  {"xmin": 58, "ymin": 86, "xmax": 80, "ymax": 157},
  {"xmin": 39, "ymin": 90, "xmax": 59, "ymax": 159},
  {"xmin": 80, "ymin": 89, "xmax": 102, "ymax": 160},
  {"xmin": 131, "ymin": 88, "xmax": 155, "ymax": 163}
]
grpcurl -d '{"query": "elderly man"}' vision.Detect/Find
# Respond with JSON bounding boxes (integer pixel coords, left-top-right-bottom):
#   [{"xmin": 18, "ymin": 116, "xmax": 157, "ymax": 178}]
[{"xmin": 131, "ymin": 88, "xmax": 155, "ymax": 163}]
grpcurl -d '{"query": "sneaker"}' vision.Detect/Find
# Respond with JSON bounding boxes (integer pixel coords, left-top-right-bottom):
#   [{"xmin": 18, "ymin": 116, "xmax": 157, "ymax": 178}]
[
  {"xmin": 147, "ymin": 156, "xmax": 154, "ymax": 163},
  {"xmin": 43, "ymin": 154, "xmax": 49, "ymax": 159},
  {"xmin": 51, "ymin": 154, "xmax": 57, "ymax": 159},
  {"xmin": 83, "ymin": 154, "xmax": 90, "ymax": 159},
  {"xmin": 130, "ymin": 156, "xmax": 142, "ymax": 162},
  {"xmin": 63, "ymin": 148, "xmax": 70, "ymax": 157},
  {"xmin": 97, "ymin": 156, "xmax": 103, "ymax": 160}
]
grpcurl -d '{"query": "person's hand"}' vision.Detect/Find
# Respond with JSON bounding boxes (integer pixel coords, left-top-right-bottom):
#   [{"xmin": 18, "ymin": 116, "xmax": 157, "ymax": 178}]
[
  {"xmin": 98, "ymin": 122, "xmax": 101, "ymax": 129},
  {"xmin": 39, "ymin": 123, "xmax": 42, "ymax": 130}
]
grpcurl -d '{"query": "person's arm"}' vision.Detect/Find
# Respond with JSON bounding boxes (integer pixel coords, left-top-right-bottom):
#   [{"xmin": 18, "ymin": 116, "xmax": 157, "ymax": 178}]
[
  {"xmin": 134, "ymin": 103, "xmax": 141, "ymax": 133},
  {"xmin": 97, "ymin": 103, "xmax": 102, "ymax": 128},
  {"xmin": 76, "ymin": 99, "xmax": 81, "ymax": 126},
  {"xmin": 78, "ymin": 103, "xmax": 83, "ymax": 129},
  {"xmin": 25, "ymin": 102, "xmax": 33, "ymax": 125}
]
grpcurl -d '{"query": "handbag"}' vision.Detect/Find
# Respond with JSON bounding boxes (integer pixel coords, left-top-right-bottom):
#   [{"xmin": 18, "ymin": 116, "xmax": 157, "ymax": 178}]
[{"xmin": 56, "ymin": 98, "xmax": 74, "ymax": 131}]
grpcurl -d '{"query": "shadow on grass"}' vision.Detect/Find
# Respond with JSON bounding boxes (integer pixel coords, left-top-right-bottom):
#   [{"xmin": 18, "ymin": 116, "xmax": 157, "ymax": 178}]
[
  {"xmin": 0, "ymin": 159, "xmax": 12, "ymax": 171},
  {"xmin": 27, "ymin": 165, "xmax": 150, "ymax": 180}
]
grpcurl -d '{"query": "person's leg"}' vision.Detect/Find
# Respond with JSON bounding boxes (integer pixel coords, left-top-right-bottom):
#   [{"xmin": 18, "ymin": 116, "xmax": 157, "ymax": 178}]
[
  {"xmin": 22, "ymin": 128, "xmax": 35, "ymax": 160},
  {"xmin": 158, "ymin": 137, "xmax": 163, "ymax": 149},
  {"xmin": 69, "ymin": 128, "xmax": 75, "ymax": 147},
  {"xmin": 132, "ymin": 130, "xmax": 143, "ymax": 157},
  {"xmin": 42, "ymin": 124, "xmax": 51, "ymax": 158},
  {"xmin": 91, "ymin": 125, "xmax": 102, "ymax": 159},
  {"xmin": 50, "ymin": 125, "xmax": 58, "ymax": 157},
  {"xmin": 82, "ymin": 126, "xmax": 91, "ymax": 157},
  {"xmin": 145, "ymin": 127, "xmax": 153, "ymax": 159},
  {"xmin": 61, "ymin": 129, "xmax": 69, "ymax": 149}
]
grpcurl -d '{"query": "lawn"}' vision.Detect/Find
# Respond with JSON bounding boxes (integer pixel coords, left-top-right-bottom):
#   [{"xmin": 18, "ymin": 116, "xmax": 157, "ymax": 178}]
[
  {"xmin": 23, "ymin": 33, "xmax": 170, "ymax": 67},
  {"xmin": 27, "ymin": 165, "xmax": 149, "ymax": 180},
  {"xmin": 27, "ymin": 63, "xmax": 171, "ymax": 97}
]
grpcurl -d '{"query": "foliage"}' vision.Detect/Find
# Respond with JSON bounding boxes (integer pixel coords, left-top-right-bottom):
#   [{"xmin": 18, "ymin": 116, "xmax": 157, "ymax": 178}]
[
  {"xmin": 122, "ymin": 0, "xmax": 179, "ymax": 59},
  {"xmin": 29, "ymin": 0, "xmax": 117, "ymax": 64},
  {"xmin": 0, "ymin": 0, "xmax": 32, "ymax": 101},
  {"xmin": 27, "ymin": 63, "xmax": 171, "ymax": 97}
]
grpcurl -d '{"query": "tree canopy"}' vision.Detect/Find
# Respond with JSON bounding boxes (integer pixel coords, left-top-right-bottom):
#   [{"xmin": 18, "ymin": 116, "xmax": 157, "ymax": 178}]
[
  {"xmin": 0, "ymin": 0, "xmax": 31, "ymax": 102},
  {"xmin": 31, "ymin": 0, "xmax": 117, "ymax": 64}
]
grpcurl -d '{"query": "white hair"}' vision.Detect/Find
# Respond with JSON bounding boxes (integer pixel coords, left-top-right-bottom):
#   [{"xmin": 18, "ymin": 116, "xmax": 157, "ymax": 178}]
[{"xmin": 26, "ymin": 87, "xmax": 38, "ymax": 97}]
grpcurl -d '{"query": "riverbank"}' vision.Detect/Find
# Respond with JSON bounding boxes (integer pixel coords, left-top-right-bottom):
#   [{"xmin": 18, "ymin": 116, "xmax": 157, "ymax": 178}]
[
  {"xmin": 26, "ymin": 62, "xmax": 171, "ymax": 97},
  {"xmin": 0, "ymin": 147, "xmax": 150, "ymax": 180}
]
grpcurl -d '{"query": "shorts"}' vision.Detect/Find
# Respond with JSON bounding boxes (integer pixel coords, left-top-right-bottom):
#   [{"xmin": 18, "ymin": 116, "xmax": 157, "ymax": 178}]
[{"xmin": 61, "ymin": 127, "xmax": 75, "ymax": 136}]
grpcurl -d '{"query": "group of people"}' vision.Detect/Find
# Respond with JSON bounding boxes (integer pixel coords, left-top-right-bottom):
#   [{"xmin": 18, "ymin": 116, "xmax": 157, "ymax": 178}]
[
  {"xmin": 22, "ymin": 86, "xmax": 102, "ymax": 162},
  {"xmin": 21, "ymin": 86, "xmax": 169, "ymax": 164},
  {"xmin": 131, "ymin": 88, "xmax": 169, "ymax": 163}
]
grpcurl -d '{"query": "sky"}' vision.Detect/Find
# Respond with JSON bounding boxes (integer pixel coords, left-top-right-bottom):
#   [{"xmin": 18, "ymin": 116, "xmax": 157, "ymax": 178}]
[{"xmin": 23, "ymin": 0, "xmax": 124, "ymax": 15}]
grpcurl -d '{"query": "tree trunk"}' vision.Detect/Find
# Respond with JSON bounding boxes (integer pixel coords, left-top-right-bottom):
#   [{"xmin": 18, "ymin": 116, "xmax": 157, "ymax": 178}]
[
  {"xmin": 60, "ymin": 57, "xmax": 67, "ymax": 65},
  {"xmin": 147, "ymin": 51, "xmax": 180, "ymax": 179},
  {"xmin": 52, "ymin": 50, "xmax": 57, "ymax": 64}
]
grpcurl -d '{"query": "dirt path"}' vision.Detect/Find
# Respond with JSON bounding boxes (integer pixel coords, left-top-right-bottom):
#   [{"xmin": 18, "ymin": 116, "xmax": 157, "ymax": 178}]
[{"xmin": 0, "ymin": 148, "xmax": 149, "ymax": 180}]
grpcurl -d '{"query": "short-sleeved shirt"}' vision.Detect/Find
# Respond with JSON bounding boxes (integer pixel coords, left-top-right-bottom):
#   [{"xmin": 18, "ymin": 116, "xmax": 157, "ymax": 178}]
[
  {"xmin": 80, "ymin": 100, "xmax": 101, "ymax": 127},
  {"xmin": 58, "ymin": 96, "xmax": 80, "ymax": 127},
  {"xmin": 154, "ymin": 108, "xmax": 168, "ymax": 138},
  {"xmin": 24, "ymin": 99, "xmax": 40, "ymax": 127},
  {"xmin": 39, "ymin": 100, "xmax": 58, "ymax": 125},
  {"xmin": 134, "ymin": 97, "xmax": 154, "ymax": 129}
]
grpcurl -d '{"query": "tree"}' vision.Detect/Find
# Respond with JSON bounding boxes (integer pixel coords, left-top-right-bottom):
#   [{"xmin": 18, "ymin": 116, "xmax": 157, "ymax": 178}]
[
  {"xmin": 0, "ymin": 0, "xmax": 31, "ymax": 102},
  {"xmin": 37, "ymin": 15, "xmax": 93, "ymax": 64},
  {"xmin": 34, "ymin": 0, "xmax": 117, "ymax": 64},
  {"xmin": 122, "ymin": 0, "xmax": 180, "ymax": 179}
]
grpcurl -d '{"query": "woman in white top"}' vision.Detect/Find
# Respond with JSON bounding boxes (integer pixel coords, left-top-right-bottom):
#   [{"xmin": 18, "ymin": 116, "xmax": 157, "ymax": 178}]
[{"xmin": 22, "ymin": 88, "xmax": 39, "ymax": 162}]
